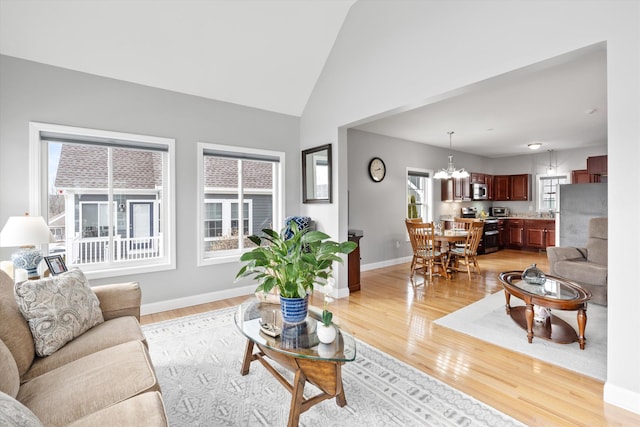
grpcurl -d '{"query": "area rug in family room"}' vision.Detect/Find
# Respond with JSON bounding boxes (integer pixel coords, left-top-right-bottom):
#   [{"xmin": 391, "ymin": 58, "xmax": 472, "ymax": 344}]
[
  {"xmin": 435, "ymin": 291, "xmax": 607, "ymax": 381},
  {"xmin": 142, "ymin": 307, "xmax": 523, "ymax": 426}
]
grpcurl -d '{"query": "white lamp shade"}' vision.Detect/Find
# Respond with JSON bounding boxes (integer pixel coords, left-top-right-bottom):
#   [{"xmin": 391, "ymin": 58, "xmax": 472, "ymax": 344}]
[{"xmin": 0, "ymin": 215, "xmax": 55, "ymax": 247}]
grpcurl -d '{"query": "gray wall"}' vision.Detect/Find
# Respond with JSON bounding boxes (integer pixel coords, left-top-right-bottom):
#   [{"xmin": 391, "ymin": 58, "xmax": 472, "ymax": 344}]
[{"xmin": 0, "ymin": 55, "xmax": 300, "ymax": 305}]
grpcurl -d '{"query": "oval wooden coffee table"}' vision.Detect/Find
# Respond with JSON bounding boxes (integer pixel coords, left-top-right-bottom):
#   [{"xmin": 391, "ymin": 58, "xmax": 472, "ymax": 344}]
[{"xmin": 498, "ymin": 271, "xmax": 592, "ymax": 349}]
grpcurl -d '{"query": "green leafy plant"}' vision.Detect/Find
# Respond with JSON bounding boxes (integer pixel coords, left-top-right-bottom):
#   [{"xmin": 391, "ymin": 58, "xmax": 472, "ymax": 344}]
[{"xmin": 235, "ymin": 222, "xmax": 357, "ymax": 299}]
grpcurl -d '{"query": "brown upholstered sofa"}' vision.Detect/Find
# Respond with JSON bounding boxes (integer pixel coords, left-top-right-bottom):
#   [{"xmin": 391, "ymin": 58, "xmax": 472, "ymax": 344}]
[
  {"xmin": 0, "ymin": 270, "xmax": 168, "ymax": 426},
  {"xmin": 546, "ymin": 217, "xmax": 608, "ymax": 305}
]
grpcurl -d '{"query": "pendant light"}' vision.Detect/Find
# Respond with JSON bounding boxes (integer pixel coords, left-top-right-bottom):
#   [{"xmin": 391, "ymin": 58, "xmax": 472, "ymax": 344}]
[
  {"xmin": 433, "ymin": 131, "xmax": 469, "ymax": 179},
  {"xmin": 547, "ymin": 149, "xmax": 555, "ymax": 175}
]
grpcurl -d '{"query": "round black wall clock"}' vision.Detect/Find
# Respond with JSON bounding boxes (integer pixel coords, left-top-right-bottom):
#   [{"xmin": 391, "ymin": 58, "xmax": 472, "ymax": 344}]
[{"xmin": 368, "ymin": 157, "xmax": 386, "ymax": 182}]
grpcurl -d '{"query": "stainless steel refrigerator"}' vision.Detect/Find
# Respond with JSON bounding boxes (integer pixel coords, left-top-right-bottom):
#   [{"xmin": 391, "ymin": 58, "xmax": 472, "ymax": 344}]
[{"xmin": 557, "ymin": 183, "xmax": 608, "ymax": 247}]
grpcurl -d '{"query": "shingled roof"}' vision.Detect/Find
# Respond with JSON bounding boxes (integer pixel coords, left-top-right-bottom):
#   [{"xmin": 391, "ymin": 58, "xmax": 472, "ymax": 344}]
[
  {"xmin": 203, "ymin": 157, "xmax": 273, "ymax": 189},
  {"xmin": 54, "ymin": 144, "xmax": 273, "ymax": 191},
  {"xmin": 55, "ymin": 144, "xmax": 162, "ymax": 189}
]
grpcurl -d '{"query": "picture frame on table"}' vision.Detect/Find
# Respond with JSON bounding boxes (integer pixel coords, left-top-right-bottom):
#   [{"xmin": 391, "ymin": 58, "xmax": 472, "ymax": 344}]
[{"xmin": 44, "ymin": 255, "xmax": 68, "ymax": 276}]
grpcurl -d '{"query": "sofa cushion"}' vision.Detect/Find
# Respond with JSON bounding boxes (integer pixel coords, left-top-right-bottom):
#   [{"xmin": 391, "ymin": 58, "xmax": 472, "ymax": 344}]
[
  {"xmin": 586, "ymin": 217, "xmax": 607, "ymax": 266},
  {"xmin": 0, "ymin": 339, "xmax": 20, "ymax": 398},
  {"xmin": 67, "ymin": 391, "xmax": 167, "ymax": 427},
  {"xmin": 17, "ymin": 340, "xmax": 159, "ymax": 427},
  {"xmin": 14, "ymin": 269, "xmax": 104, "ymax": 357},
  {"xmin": 23, "ymin": 316, "xmax": 147, "ymax": 383},
  {"xmin": 553, "ymin": 259, "xmax": 608, "ymax": 288},
  {"xmin": 0, "ymin": 270, "xmax": 35, "ymax": 378},
  {"xmin": 0, "ymin": 391, "xmax": 43, "ymax": 427}
]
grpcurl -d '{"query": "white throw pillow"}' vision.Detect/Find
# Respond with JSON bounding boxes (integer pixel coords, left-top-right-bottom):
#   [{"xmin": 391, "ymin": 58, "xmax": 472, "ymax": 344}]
[
  {"xmin": 0, "ymin": 391, "xmax": 43, "ymax": 427},
  {"xmin": 14, "ymin": 269, "xmax": 104, "ymax": 357}
]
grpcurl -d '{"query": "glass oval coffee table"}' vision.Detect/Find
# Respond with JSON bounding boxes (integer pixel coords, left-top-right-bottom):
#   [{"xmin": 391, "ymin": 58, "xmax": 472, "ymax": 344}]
[
  {"xmin": 498, "ymin": 271, "xmax": 592, "ymax": 349},
  {"xmin": 235, "ymin": 298, "xmax": 356, "ymax": 427}
]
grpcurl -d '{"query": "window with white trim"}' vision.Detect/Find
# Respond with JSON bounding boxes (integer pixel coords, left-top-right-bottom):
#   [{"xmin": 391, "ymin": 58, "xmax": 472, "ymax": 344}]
[
  {"xmin": 406, "ymin": 169, "xmax": 432, "ymax": 221},
  {"xmin": 30, "ymin": 122, "xmax": 176, "ymax": 279},
  {"xmin": 197, "ymin": 143, "xmax": 284, "ymax": 264},
  {"xmin": 537, "ymin": 174, "xmax": 568, "ymax": 212}
]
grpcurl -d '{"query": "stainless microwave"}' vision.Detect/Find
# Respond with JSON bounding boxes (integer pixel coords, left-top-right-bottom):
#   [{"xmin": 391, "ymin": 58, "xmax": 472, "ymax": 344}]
[{"xmin": 472, "ymin": 183, "xmax": 488, "ymax": 200}]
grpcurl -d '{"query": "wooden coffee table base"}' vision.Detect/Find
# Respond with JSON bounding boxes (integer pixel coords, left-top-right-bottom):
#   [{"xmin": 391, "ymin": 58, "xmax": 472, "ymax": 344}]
[
  {"xmin": 507, "ymin": 305, "xmax": 583, "ymax": 346},
  {"xmin": 241, "ymin": 340, "xmax": 346, "ymax": 427}
]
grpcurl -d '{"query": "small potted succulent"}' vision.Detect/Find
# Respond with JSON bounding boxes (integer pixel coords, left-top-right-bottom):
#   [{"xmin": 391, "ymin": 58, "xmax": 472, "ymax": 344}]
[
  {"xmin": 235, "ymin": 222, "xmax": 356, "ymax": 324},
  {"xmin": 316, "ymin": 280, "xmax": 337, "ymax": 343}
]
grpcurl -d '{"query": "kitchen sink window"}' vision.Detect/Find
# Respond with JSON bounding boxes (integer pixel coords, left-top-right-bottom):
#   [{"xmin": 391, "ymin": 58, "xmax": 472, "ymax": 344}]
[
  {"xmin": 407, "ymin": 168, "xmax": 433, "ymax": 221},
  {"xmin": 537, "ymin": 174, "xmax": 568, "ymax": 212}
]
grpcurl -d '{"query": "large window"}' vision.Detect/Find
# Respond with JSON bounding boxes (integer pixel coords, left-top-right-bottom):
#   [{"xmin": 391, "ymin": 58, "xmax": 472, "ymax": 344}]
[
  {"xmin": 30, "ymin": 122, "xmax": 176, "ymax": 278},
  {"xmin": 198, "ymin": 143, "xmax": 284, "ymax": 264},
  {"xmin": 406, "ymin": 169, "xmax": 432, "ymax": 221}
]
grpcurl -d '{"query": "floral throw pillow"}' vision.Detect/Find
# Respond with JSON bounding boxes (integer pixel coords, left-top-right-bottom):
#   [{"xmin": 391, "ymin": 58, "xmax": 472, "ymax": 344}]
[
  {"xmin": 0, "ymin": 391, "xmax": 43, "ymax": 427},
  {"xmin": 14, "ymin": 269, "xmax": 104, "ymax": 357}
]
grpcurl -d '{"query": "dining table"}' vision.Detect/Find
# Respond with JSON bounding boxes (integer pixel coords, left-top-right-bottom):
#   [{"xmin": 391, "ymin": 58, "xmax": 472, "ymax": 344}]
[{"xmin": 434, "ymin": 230, "xmax": 468, "ymax": 275}]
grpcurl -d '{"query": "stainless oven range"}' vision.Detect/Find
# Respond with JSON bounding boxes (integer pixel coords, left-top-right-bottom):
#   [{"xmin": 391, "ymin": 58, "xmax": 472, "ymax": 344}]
[{"xmin": 460, "ymin": 207, "xmax": 499, "ymax": 254}]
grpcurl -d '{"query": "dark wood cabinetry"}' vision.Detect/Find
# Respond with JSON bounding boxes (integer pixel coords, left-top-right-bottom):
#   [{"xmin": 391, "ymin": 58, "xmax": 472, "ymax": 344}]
[
  {"xmin": 470, "ymin": 173, "xmax": 486, "ymax": 184},
  {"xmin": 492, "ymin": 174, "xmax": 530, "ymax": 201},
  {"xmin": 348, "ymin": 235, "xmax": 361, "ymax": 293},
  {"xmin": 572, "ymin": 169, "xmax": 592, "ymax": 184},
  {"xmin": 510, "ymin": 174, "xmax": 530, "ymax": 200},
  {"xmin": 506, "ymin": 219, "xmax": 525, "ymax": 248},
  {"xmin": 505, "ymin": 219, "xmax": 555, "ymax": 250},
  {"xmin": 587, "ymin": 155, "xmax": 607, "ymax": 176},
  {"xmin": 498, "ymin": 219, "xmax": 507, "ymax": 248},
  {"xmin": 440, "ymin": 176, "xmax": 471, "ymax": 201},
  {"xmin": 525, "ymin": 220, "xmax": 555, "ymax": 249}
]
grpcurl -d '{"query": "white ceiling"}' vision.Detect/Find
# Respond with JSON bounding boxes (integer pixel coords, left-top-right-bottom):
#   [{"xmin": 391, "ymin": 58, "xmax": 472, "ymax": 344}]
[
  {"xmin": 354, "ymin": 45, "xmax": 607, "ymax": 158},
  {"xmin": 0, "ymin": 1, "xmax": 607, "ymax": 158},
  {"xmin": 0, "ymin": 0, "xmax": 356, "ymax": 117}
]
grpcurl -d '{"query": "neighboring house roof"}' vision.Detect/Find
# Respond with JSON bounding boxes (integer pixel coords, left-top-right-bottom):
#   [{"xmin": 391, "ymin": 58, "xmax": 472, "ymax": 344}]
[
  {"xmin": 48, "ymin": 212, "xmax": 65, "ymax": 227},
  {"xmin": 204, "ymin": 156, "xmax": 272, "ymax": 189},
  {"xmin": 55, "ymin": 144, "xmax": 162, "ymax": 189}
]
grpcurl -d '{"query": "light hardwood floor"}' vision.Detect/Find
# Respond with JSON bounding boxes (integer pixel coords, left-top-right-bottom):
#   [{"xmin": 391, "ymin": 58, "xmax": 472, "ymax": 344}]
[{"xmin": 141, "ymin": 249, "xmax": 639, "ymax": 426}]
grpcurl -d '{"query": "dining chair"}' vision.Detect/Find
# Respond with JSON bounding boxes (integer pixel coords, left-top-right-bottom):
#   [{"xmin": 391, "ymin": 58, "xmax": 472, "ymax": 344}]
[
  {"xmin": 447, "ymin": 221, "xmax": 484, "ymax": 280},
  {"xmin": 406, "ymin": 220, "xmax": 447, "ymax": 283}
]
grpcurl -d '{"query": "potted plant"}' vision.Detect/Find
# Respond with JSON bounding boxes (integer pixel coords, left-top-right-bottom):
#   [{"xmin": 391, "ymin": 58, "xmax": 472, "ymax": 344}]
[
  {"xmin": 317, "ymin": 281, "xmax": 337, "ymax": 343},
  {"xmin": 235, "ymin": 222, "xmax": 356, "ymax": 324}
]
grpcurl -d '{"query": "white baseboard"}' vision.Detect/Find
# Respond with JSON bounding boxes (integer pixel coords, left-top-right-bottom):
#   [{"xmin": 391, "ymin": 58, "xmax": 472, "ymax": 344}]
[
  {"xmin": 604, "ymin": 381, "xmax": 640, "ymax": 415},
  {"xmin": 362, "ymin": 256, "xmax": 411, "ymax": 272},
  {"xmin": 141, "ymin": 284, "xmax": 255, "ymax": 315}
]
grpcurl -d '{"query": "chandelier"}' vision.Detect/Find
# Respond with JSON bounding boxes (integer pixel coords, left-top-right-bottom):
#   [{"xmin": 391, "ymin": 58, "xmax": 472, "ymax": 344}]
[{"xmin": 433, "ymin": 131, "xmax": 469, "ymax": 179}]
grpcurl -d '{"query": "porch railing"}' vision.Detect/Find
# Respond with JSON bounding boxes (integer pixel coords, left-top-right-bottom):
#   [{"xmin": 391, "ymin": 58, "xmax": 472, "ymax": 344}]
[{"xmin": 66, "ymin": 234, "xmax": 163, "ymax": 265}]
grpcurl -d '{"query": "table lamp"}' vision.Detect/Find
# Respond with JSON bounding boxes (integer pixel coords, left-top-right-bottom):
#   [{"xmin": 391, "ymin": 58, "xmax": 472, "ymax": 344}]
[{"xmin": 0, "ymin": 213, "xmax": 55, "ymax": 279}]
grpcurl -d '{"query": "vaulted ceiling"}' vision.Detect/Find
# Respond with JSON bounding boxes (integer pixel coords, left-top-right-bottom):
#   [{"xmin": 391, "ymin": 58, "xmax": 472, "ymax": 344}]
[{"xmin": 0, "ymin": 1, "xmax": 607, "ymax": 158}]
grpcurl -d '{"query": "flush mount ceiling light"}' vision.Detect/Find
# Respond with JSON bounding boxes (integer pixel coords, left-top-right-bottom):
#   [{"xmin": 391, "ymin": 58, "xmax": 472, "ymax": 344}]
[
  {"xmin": 433, "ymin": 131, "xmax": 469, "ymax": 180},
  {"xmin": 528, "ymin": 142, "xmax": 542, "ymax": 150}
]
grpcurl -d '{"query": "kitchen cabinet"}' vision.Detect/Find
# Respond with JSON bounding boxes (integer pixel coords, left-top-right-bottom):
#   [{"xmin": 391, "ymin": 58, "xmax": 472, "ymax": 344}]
[
  {"xmin": 572, "ymin": 169, "xmax": 601, "ymax": 184},
  {"xmin": 492, "ymin": 174, "xmax": 530, "ymax": 201},
  {"xmin": 506, "ymin": 219, "xmax": 524, "ymax": 248},
  {"xmin": 587, "ymin": 155, "xmax": 607, "ymax": 176},
  {"xmin": 498, "ymin": 219, "xmax": 507, "ymax": 248},
  {"xmin": 486, "ymin": 175, "xmax": 494, "ymax": 200},
  {"xmin": 471, "ymin": 173, "xmax": 486, "ymax": 184},
  {"xmin": 440, "ymin": 176, "xmax": 471, "ymax": 201},
  {"xmin": 510, "ymin": 174, "xmax": 530, "ymax": 200},
  {"xmin": 441, "ymin": 179, "xmax": 454, "ymax": 201},
  {"xmin": 525, "ymin": 220, "xmax": 555, "ymax": 249},
  {"xmin": 493, "ymin": 175, "xmax": 510, "ymax": 201}
]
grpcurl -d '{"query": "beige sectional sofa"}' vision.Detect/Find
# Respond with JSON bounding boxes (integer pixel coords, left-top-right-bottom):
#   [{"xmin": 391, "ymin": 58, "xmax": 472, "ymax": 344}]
[
  {"xmin": 0, "ymin": 269, "xmax": 168, "ymax": 426},
  {"xmin": 547, "ymin": 217, "xmax": 608, "ymax": 306}
]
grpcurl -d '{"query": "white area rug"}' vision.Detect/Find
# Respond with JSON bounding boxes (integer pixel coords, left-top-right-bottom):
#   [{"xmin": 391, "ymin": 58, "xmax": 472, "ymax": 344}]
[
  {"xmin": 435, "ymin": 292, "xmax": 607, "ymax": 381},
  {"xmin": 143, "ymin": 307, "xmax": 524, "ymax": 427}
]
